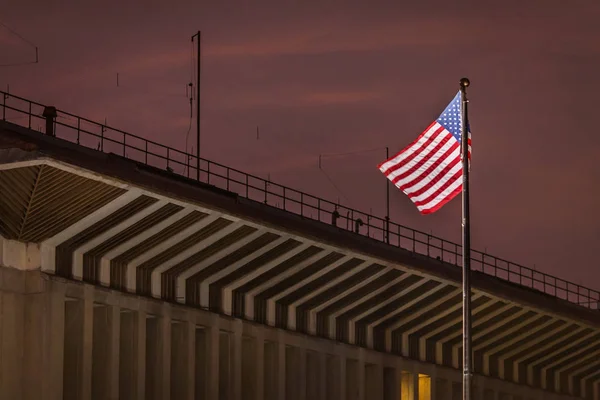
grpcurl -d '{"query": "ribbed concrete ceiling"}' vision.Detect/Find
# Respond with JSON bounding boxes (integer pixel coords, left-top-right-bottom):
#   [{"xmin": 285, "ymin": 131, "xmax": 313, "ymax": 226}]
[
  {"xmin": 0, "ymin": 164, "xmax": 125, "ymax": 241},
  {"xmin": 0, "ymin": 159, "xmax": 598, "ymax": 399}
]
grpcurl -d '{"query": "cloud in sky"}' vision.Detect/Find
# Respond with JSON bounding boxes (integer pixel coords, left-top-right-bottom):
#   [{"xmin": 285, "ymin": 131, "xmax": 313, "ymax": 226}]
[{"xmin": 2, "ymin": 0, "xmax": 600, "ymax": 288}]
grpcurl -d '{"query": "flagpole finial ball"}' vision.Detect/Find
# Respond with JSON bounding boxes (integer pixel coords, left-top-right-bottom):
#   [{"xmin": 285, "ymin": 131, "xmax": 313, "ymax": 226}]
[{"xmin": 460, "ymin": 77, "xmax": 470, "ymax": 88}]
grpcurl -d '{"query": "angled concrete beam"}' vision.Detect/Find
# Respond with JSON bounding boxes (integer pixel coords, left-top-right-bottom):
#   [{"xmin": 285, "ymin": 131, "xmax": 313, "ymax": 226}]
[
  {"xmin": 150, "ymin": 220, "xmax": 244, "ymax": 298},
  {"xmin": 481, "ymin": 314, "xmax": 554, "ymax": 376},
  {"xmin": 367, "ymin": 284, "xmax": 450, "ymax": 352},
  {"xmin": 124, "ymin": 213, "xmax": 223, "ymax": 292},
  {"xmin": 99, "ymin": 208, "xmax": 194, "ymax": 285},
  {"xmin": 287, "ymin": 260, "xmax": 373, "ymax": 335},
  {"xmin": 526, "ymin": 329, "xmax": 597, "ymax": 386},
  {"xmin": 345, "ymin": 274, "xmax": 426, "ymax": 345},
  {"xmin": 493, "ymin": 317, "xmax": 560, "ymax": 379},
  {"xmin": 307, "ymin": 266, "xmax": 394, "ymax": 338},
  {"xmin": 417, "ymin": 294, "xmax": 492, "ymax": 361},
  {"xmin": 249, "ymin": 250, "xmax": 328, "ymax": 325},
  {"xmin": 72, "ymin": 200, "xmax": 168, "ymax": 280},
  {"xmin": 199, "ymin": 236, "xmax": 290, "ymax": 310},
  {"xmin": 220, "ymin": 243, "xmax": 313, "ymax": 318},
  {"xmin": 175, "ymin": 228, "xmax": 265, "ymax": 303},
  {"xmin": 41, "ymin": 190, "xmax": 141, "ymax": 273},
  {"xmin": 265, "ymin": 254, "xmax": 354, "ymax": 330},
  {"xmin": 451, "ymin": 308, "xmax": 531, "ymax": 369},
  {"xmin": 392, "ymin": 291, "xmax": 478, "ymax": 357}
]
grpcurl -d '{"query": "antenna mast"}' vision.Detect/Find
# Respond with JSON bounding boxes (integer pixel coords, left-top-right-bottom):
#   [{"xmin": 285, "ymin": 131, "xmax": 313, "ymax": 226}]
[{"xmin": 191, "ymin": 30, "xmax": 201, "ymax": 181}]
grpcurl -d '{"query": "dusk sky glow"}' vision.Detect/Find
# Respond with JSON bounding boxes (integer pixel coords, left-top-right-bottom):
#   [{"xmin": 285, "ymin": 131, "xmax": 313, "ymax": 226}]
[{"xmin": 2, "ymin": 0, "xmax": 599, "ymax": 290}]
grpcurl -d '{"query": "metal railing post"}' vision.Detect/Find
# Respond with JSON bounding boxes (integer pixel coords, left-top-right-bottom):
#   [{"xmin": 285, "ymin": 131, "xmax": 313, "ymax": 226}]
[
  {"xmin": 100, "ymin": 125, "xmax": 105, "ymax": 151},
  {"xmin": 76, "ymin": 118, "xmax": 81, "ymax": 144}
]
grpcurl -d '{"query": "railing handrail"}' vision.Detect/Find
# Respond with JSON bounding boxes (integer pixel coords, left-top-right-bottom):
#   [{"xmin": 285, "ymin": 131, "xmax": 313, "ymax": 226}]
[{"xmin": 1, "ymin": 89, "xmax": 598, "ymax": 310}]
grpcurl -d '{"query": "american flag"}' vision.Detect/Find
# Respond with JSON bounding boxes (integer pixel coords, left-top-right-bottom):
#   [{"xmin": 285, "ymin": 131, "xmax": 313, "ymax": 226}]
[{"xmin": 378, "ymin": 91, "xmax": 471, "ymax": 214}]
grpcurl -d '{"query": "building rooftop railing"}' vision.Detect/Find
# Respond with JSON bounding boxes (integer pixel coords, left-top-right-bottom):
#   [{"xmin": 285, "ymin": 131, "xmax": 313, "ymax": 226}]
[{"xmin": 2, "ymin": 90, "xmax": 598, "ymax": 310}]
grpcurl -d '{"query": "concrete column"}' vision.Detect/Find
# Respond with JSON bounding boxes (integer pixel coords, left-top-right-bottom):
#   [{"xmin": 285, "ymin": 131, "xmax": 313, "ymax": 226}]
[
  {"xmin": 254, "ymin": 331, "xmax": 265, "ymax": 400},
  {"xmin": 206, "ymin": 322, "xmax": 220, "ymax": 399},
  {"xmin": 185, "ymin": 320, "xmax": 196, "ymax": 400},
  {"xmin": 435, "ymin": 377, "xmax": 450, "ymax": 400},
  {"xmin": 62, "ymin": 290, "xmax": 93, "ymax": 400},
  {"xmin": 0, "ymin": 290, "xmax": 24, "ymax": 400},
  {"xmin": 339, "ymin": 356, "xmax": 347, "ymax": 400},
  {"xmin": 232, "ymin": 321, "xmax": 243, "ymax": 400},
  {"xmin": 82, "ymin": 288, "xmax": 94, "ymax": 400},
  {"xmin": 119, "ymin": 310, "xmax": 146, "ymax": 400},
  {"xmin": 277, "ymin": 340, "xmax": 286, "ymax": 399},
  {"xmin": 316, "ymin": 352, "xmax": 328, "ymax": 400},
  {"xmin": 145, "ymin": 313, "xmax": 169, "ymax": 400},
  {"xmin": 451, "ymin": 381, "xmax": 462, "ymax": 400},
  {"xmin": 286, "ymin": 345, "xmax": 306, "ymax": 400},
  {"xmin": 473, "ymin": 383, "xmax": 485, "ymax": 400},
  {"xmin": 263, "ymin": 340, "xmax": 277, "ymax": 400},
  {"xmin": 413, "ymin": 371, "xmax": 420, "ymax": 400},
  {"xmin": 298, "ymin": 347, "xmax": 308, "ymax": 400},
  {"xmin": 194, "ymin": 327, "xmax": 210, "ymax": 399},
  {"xmin": 326, "ymin": 355, "xmax": 345, "ymax": 400},
  {"xmin": 63, "ymin": 298, "xmax": 81, "ymax": 400},
  {"xmin": 108, "ymin": 305, "xmax": 120, "ymax": 400},
  {"xmin": 40, "ymin": 285, "xmax": 65, "ymax": 400},
  {"xmin": 483, "ymin": 388, "xmax": 498, "ymax": 400},
  {"xmin": 32, "ymin": 282, "xmax": 65, "ymax": 400},
  {"xmin": 499, "ymin": 392, "xmax": 512, "ymax": 400},
  {"xmin": 346, "ymin": 358, "xmax": 364, "ymax": 400},
  {"xmin": 241, "ymin": 335, "xmax": 256, "ymax": 400},
  {"xmin": 365, "ymin": 363, "xmax": 384, "ymax": 400},
  {"xmin": 170, "ymin": 320, "xmax": 189, "ymax": 400},
  {"xmin": 219, "ymin": 330, "xmax": 232, "ymax": 400},
  {"xmin": 307, "ymin": 350, "xmax": 322, "ymax": 400},
  {"xmin": 91, "ymin": 302, "xmax": 120, "ymax": 400},
  {"xmin": 159, "ymin": 313, "xmax": 172, "ymax": 400},
  {"xmin": 383, "ymin": 367, "xmax": 399, "ymax": 400},
  {"xmin": 429, "ymin": 373, "xmax": 437, "ymax": 400},
  {"xmin": 357, "ymin": 351, "xmax": 366, "ymax": 400},
  {"xmin": 136, "ymin": 311, "xmax": 147, "ymax": 400}
]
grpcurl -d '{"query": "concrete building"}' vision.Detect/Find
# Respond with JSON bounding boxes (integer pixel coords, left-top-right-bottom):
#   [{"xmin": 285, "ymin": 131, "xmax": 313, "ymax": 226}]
[{"xmin": 0, "ymin": 91, "xmax": 598, "ymax": 399}]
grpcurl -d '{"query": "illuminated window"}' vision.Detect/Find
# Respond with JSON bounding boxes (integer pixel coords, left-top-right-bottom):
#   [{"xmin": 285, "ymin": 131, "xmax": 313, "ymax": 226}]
[{"xmin": 418, "ymin": 374, "xmax": 431, "ymax": 400}]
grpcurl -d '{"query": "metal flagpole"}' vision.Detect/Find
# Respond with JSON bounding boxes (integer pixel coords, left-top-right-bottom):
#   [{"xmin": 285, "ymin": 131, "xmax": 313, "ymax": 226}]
[
  {"xmin": 460, "ymin": 77, "xmax": 472, "ymax": 400},
  {"xmin": 385, "ymin": 146, "xmax": 390, "ymax": 244}
]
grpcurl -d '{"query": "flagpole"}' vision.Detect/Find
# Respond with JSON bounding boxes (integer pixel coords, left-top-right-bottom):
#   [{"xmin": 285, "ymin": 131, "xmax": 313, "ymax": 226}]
[
  {"xmin": 385, "ymin": 146, "xmax": 390, "ymax": 244},
  {"xmin": 460, "ymin": 77, "xmax": 472, "ymax": 400}
]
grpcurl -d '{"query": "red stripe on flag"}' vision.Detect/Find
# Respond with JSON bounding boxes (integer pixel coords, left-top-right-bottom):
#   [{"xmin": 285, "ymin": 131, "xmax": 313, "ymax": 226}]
[
  {"xmin": 377, "ymin": 122, "xmax": 439, "ymax": 172},
  {"xmin": 419, "ymin": 184, "xmax": 462, "ymax": 215},
  {"xmin": 404, "ymin": 153, "xmax": 461, "ymax": 198},
  {"xmin": 389, "ymin": 131, "xmax": 454, "ymax": 185},
  {"xmin": 413, "ymin": 168, "xmax": 463, "ymax": 208}
]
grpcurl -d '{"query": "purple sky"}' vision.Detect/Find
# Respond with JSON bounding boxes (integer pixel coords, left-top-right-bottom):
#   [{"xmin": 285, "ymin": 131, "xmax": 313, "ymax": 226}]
[{"xmin": 2, "ymin": 0, "xmax": 599, "ymax": 291}]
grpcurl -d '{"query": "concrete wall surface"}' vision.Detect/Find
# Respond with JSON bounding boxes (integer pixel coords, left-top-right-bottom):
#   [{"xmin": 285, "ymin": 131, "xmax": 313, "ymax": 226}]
[{"xmin": 0, "ymin": 263, "xmax": 594, "ymax": 400}]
